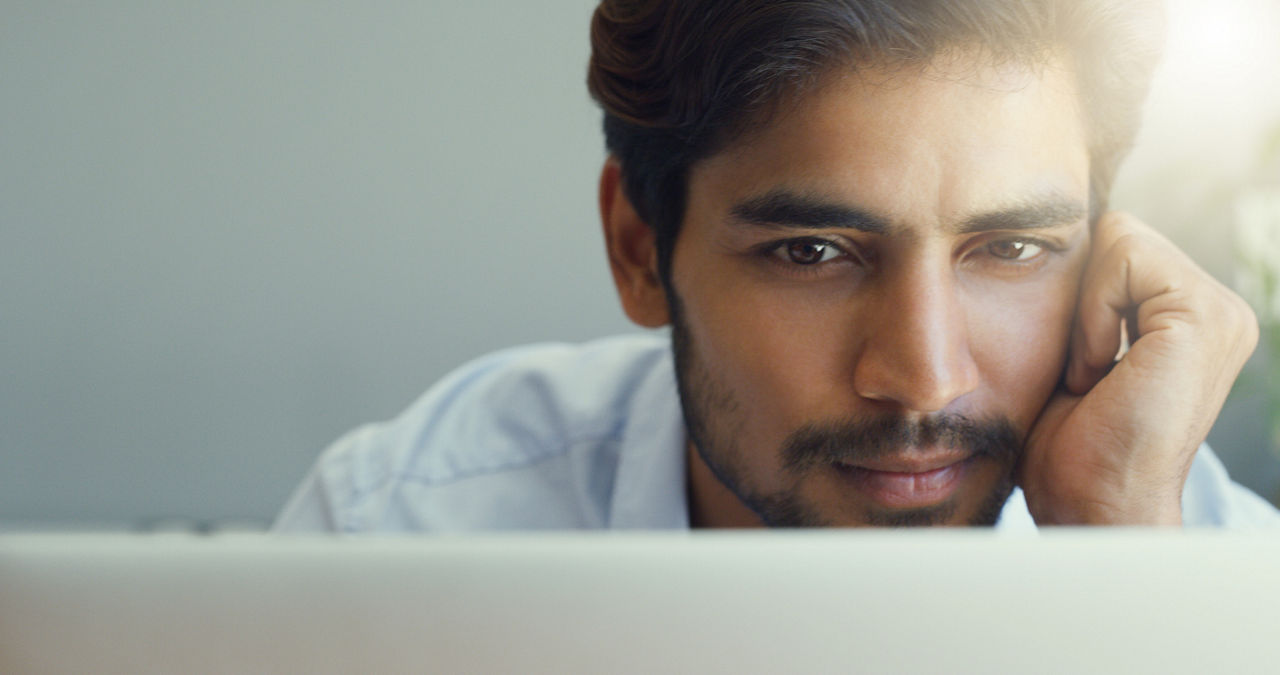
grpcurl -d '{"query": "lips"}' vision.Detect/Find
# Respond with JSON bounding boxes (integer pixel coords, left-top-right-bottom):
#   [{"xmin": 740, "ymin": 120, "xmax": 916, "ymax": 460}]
[{"xmin": 835, "ymin": 452, "xmax": 972, "ymax": 509}]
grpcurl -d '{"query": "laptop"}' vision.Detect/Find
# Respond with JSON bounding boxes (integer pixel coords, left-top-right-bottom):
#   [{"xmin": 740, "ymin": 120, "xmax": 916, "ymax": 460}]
[{"xmin": 2, "ymin": 531, "xmax": 1279, "ymax": 674}]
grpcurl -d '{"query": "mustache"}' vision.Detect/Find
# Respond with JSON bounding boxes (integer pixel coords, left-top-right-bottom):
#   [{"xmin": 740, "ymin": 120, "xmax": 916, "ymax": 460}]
[{"xmin": 780, "ymin": 413, "xmax": 1021, "ymax": 473}]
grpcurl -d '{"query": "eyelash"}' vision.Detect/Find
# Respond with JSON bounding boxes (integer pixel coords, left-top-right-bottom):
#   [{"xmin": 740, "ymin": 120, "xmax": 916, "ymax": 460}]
[
  {"xmin": 759, "ymin": 234, "xmax": 1062, "ymax": 276},
  {"xmin": 970, "ymin": 235, "xmax": 1063, "ymax": 268},
  {"xmin": 761, "ymin": 237, "xmax": 862, "ymax": 276}
]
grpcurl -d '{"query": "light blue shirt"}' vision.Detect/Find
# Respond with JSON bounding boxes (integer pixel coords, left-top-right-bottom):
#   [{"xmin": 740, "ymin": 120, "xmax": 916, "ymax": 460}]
[{"xmin": 274, "ymin": 334, "xmax": 1280, "ymax": 532}]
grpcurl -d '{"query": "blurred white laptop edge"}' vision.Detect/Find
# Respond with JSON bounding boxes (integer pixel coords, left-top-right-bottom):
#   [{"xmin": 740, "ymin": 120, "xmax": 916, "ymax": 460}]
[{"xmin": 2, "ymin": 531, "xmax": 1279, "ymax": 675}]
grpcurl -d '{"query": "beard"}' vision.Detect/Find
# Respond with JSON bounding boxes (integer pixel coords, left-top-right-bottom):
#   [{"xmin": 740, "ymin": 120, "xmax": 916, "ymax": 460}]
[{"xmin": 667, "ymin": 288, "xmax": 1021, "ymax": 528}]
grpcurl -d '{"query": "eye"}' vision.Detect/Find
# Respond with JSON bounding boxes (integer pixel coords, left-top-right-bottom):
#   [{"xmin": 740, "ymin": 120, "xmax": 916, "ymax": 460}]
[
  {"xmin": 985, "ymin": 238, "xmax": 1044, "ymax": 261},
  {"xmin": 773, "ymin": 238, "xmax": 845, "ymax": 265}
]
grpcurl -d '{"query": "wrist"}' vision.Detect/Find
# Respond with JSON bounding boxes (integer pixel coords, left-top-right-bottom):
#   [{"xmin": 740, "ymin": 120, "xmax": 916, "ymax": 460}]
[{"xmin": 1026, "ymin": 491, "xmax": 1183, "ymax": 527}]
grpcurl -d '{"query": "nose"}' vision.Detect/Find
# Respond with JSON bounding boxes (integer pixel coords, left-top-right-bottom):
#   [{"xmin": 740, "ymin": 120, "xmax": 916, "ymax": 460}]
[{"xmin": 852, "ymin": 265, "xmax": 980, "ymax": 413}]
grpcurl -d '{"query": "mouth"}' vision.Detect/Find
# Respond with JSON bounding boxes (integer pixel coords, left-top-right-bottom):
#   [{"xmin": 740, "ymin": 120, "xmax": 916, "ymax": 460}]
[{"xmin": 833, "ymin": 452, "xmax": 973, "ymax": 509}]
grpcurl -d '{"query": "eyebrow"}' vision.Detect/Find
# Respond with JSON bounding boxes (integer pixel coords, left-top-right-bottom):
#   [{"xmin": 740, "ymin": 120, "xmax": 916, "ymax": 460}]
[
  {"xmin": 955, "ymin": 196, "xmax": 1087, "ymax": 234},
  {"xmin": 729, "ymin": 191, "xmax": 892, "ymax": 234},
  {"xmin": 727, "ymin": 189, "xmax": 1087, "ymax": 235}
]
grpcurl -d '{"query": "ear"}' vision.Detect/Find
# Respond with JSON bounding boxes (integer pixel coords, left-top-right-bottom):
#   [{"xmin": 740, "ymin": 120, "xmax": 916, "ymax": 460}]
[{"xmin": 599, "ymin": 158, "xmax": 670, "ymax": 328}]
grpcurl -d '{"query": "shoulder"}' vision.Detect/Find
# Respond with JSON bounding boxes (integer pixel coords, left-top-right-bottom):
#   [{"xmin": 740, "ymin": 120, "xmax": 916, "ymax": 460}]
[{"xmin": 275, "ymin": 334, "xmax": 675, "ymax": 532}]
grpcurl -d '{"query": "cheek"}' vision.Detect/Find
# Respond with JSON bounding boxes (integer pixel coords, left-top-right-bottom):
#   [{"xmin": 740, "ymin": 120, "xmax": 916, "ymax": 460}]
[
  {"xmin": 676, "ymin": 257, "xmax": 846, "ymax": 433},
  {"xmin": 967, "ymin": 270, "xmax": 1080, "ymax": 430},
  {"xmin": 690, "ymin": 292, "xmax": 831, "ymax": 413}
]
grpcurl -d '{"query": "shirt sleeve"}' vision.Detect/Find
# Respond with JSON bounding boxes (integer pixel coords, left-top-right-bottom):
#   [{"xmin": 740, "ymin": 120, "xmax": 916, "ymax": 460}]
[
  {"xmin": 271, "ymin": 423, "xmax": 385, "ymax": 533},
  {"xmin": 272, "ymin": 462, "xmax": 339, "ymax": 532},
  {"xmin": 268, "ymin": 345, "xmax": 532, "ymax": 534},
  {"xmin": 1182, "ymin": 443, "xmax": 1280, "ymax": 528},
  {"xmin": 267, "ymin": 338, "xmax": 653, "ymax": 533}
]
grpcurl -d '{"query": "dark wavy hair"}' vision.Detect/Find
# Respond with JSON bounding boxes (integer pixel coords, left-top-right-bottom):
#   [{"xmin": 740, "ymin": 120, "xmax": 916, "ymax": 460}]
[{"xmin": 587, "ymin": 0, "xmax": 1164, "ymax": 284}]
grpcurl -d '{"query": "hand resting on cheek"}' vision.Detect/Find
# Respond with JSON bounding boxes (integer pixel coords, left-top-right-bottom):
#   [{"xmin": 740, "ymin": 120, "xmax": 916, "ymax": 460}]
[{"xmin": 1018, "ymin": 212, "xmax": 1260, "ymax": 526}]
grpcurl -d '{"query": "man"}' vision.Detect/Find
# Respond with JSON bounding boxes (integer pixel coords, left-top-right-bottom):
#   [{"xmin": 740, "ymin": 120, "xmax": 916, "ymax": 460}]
[{"xmin": 276, "ymin": 0, "xmax": 1278, "ymax": 532}]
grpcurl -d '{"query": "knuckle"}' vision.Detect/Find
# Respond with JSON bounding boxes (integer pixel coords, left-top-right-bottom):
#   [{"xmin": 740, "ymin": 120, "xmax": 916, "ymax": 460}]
[
  {"xmin": 1238, "ymin": 300, "xmax": 1260, "ymax": 349},
  {"xmin": 1219, "ymin": 287, "xmax": 1255, "ymax": 325},
  {"xmin": 1100, "ymin": 210, "xmax": 1135, "ymax": 229},
  {"xmin": 1201, "ymin": 287, "xmax": 1259, "ymax": 357},
  {"xmin": 1107, "ymin": 232, "xmax": 1143, "ymax": 262}
]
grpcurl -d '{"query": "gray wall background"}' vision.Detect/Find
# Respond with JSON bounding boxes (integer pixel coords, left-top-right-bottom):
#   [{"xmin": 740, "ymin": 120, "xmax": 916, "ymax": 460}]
[{"xmin": 3, "ymin": 1, "xmax": 1279, "ymax": 530}]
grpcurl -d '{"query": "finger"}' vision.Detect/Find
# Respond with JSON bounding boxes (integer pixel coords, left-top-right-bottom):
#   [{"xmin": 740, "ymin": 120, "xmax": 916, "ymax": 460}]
[
  {"xmin": 1065, "ymin": 317, "xmax": 1111, "ymax": 394},
  {"xmin": 1065, "ymin": 222, "xmax": 1127, "ymax": 394},
  {"xmin": 1065, "ymin": 213, "xmax": 1186, "ymax": 394}
]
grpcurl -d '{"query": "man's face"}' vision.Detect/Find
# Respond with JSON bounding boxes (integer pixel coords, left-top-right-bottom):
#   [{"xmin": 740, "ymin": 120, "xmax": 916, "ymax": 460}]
[{"xmin": 671, "ymin": 56, "xmax": 1092, "ymax": 527}]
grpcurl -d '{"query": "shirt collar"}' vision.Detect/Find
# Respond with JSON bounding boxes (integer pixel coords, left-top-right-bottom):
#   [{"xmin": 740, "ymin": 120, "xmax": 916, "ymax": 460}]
[{"xmin": 607, "ymin": 346, "xmax": 690, "ymax": 529}]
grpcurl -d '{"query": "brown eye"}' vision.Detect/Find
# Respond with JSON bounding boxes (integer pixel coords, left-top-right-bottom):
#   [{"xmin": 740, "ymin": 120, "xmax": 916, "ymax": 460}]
[
  {"xmin": 778, "ymin": 239, "xmax": 840, "ymax": 265},
  {"xmin": 986, "ymin": 239, "xmax": 1042, "ymax": 261}
]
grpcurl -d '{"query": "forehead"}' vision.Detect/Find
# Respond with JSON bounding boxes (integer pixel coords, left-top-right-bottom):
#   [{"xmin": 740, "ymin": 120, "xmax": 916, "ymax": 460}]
[{"xmin": 689, "ymin": 54, "xmax": 1089, "ymax": 228}]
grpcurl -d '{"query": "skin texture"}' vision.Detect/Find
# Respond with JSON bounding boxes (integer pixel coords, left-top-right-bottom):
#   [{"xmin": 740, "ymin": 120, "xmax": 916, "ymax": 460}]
[{"xmin": 600, "ymin": 54, "xmax": 1258, "ymax": 527}]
